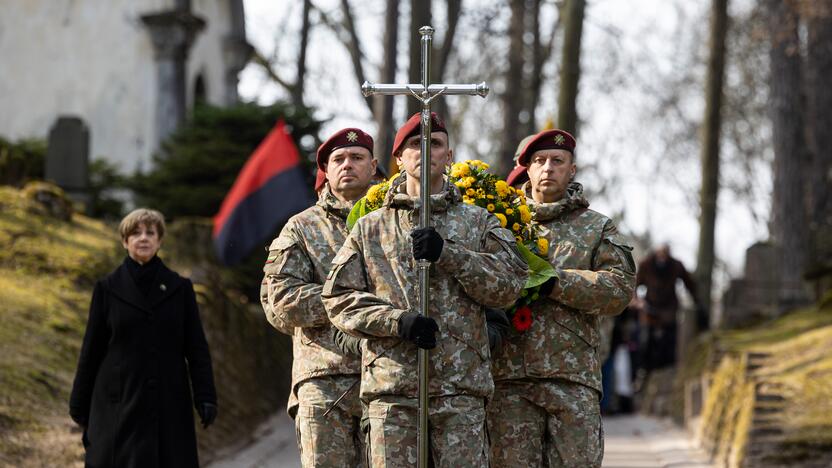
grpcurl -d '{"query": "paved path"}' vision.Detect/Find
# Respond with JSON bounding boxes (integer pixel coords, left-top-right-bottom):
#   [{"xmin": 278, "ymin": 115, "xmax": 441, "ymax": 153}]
[
  {"xmin": 602, "ymin": 414, "xmax": 713, "ymax": 468},
  {"xmin": 206, "ymin": 412, "xmax": 300, "ymax": 468},
  {"xmin": 208, "ymin": 412, "xmax": 712, "ymax": 468}
]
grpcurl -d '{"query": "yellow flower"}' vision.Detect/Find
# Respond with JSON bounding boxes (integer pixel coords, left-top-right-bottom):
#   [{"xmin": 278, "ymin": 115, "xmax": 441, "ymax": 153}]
[
  {"xmin": 366, "ymin": 184, "xmax": 381, "ymax": 202},
  {"xmin": 495, "ymin": 213, "xmax": 507, "ymax": 227},
  {"xmin": 537, "ymin": 237, "xmax": 549, "ymax": 255},
  {"xmin": 487, "ymin": 194, "xmax": 494, "ymax": 199},
  {"xmin": 463, "ymin": 196, "xmax": 474, "ymax": 204},
  {"xmin": 487, "ymin": 203, "xmax": 495, "ymax": 212},
  {"xmin": 466, "ymin": 188, "xmax": 476, "ymax": 197},
  {"xmin": 495, "ymin": 180, "xmax": 510, "ymax": 197},
  {"xmin": 455, "ymin": 178, "xmax": 470, "ymax": 189},
  {"xmin": 512, "ymin": 222, "xmax": 521, "ymax": 232},
  {"xmin": 464, "ymin": 176, "xmax": 476, "ymax": 188},
  {"xmin": 450, "ymin": 162, "xmax": 470, "ymax": 178},
  {"xmin": 515, "ymin": 235, "xmax": 523, "ymax": 243},
  {"xmin": 519, "ymin": 204, "xmax": 531, "ymax": 223},
  {"xmin": 505, "ymin": 208, "xmax": 514, "ymax": 216}
]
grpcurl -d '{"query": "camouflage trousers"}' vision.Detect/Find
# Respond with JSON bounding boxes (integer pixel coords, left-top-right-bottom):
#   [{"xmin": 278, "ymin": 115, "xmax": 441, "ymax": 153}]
[
  {"xmin": 296, "ymin": 375, "xmax": 364, "ymax": 468},
  {"xmin": 367, "ymin": 395, "xmax": 489, "ymax": 468},
  {"xmin": 486, "ymin": 379, "xmax": 603, "ymax": 468}
]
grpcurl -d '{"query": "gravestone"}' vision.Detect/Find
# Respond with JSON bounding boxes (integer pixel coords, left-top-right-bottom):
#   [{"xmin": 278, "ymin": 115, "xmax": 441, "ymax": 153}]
[
  {"xmin": 720, "ymin": 242, "xmax": 780, "ymax": 328},
  {"xmin": 45, "ymin": 116, "xmax": 90, "ymax": 209}
]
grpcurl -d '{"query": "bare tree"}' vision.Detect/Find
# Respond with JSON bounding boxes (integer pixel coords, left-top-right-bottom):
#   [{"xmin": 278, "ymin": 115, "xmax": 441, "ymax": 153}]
[
  {"xmin": 496, "ymin": 0, "xmax": 527, "ymax": 176},
  {"xmin": 765, "ymin": 0, "xmax": 809, "ymax": 308},
  {"xmin": 375, "ymin": 0, "xmax": 400, "ymax": 172},
  {"xmin": 524, "ymin": 0, "xmax": 560, "ymax": 138},
  {"xmin": 694, "ymin": 0, "xmax": 729, "ymax": 320},
  {"xmin": 557, "ymin": 0, "xmax": 586, "ymax": 134},
  {"xmin": 293, "ymin": 0, "xmax": 313, "ymax": 107},
  {"xmin": 337, "ymin": 0, "xmax": 373, "ymax": 111},
  {"xmin": 803, "ymin": 1, "xmax": 832, "ymax": 284},
  {"xmin": 408, "ymin": 1, "xmax": 433, "ymax": 117}
]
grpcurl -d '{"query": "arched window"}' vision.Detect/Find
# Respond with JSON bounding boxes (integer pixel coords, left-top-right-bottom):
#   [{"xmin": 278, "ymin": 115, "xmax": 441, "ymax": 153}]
[{"xmin": 194, "ymin": 74, "xmax": 207, "ymax": 107}]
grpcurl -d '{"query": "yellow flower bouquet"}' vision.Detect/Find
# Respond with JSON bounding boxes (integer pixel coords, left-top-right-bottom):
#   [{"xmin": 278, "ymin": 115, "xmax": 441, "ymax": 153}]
[{"xmin": 448, "ymin": 160, "xmax": 555, "ymax": 331}]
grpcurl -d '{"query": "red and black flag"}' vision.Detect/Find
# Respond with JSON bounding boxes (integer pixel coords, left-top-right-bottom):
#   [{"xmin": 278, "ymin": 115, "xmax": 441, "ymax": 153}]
[{"xmin": 212, "ymin": 120, "xmax": 313, "ymax": 265}]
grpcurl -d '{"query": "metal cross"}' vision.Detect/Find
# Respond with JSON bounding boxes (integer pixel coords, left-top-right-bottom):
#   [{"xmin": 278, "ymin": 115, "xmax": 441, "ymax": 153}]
[{"xmin": 361, "ymin": 25, "xmax": 489, "ymax": 468}]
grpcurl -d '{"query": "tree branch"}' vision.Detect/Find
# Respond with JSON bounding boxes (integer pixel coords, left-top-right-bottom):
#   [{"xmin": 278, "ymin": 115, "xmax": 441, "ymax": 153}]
[{"xmin": 251, "ymin": 47, "xmax": 297, "ymax": 95}]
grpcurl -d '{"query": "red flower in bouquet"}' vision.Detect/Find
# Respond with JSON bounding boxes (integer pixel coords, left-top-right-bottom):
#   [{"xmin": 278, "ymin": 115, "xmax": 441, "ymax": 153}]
[{"xmin": 511, "ymin": 305, "xmax": 533, "ymax": 332}]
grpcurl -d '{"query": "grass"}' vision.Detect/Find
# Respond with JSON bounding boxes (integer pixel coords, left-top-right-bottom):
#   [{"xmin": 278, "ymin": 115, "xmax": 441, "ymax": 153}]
[
  {"xmin": 690, "ymin": 292, "xmax": 832, "ymax": 467},
  {"xmin": 0, "ymin": 185, "xmax": 120, "ymax": 466},
  {"xmin": 0, "ymin": 185, "xmax": 293, "ymax": 465}
]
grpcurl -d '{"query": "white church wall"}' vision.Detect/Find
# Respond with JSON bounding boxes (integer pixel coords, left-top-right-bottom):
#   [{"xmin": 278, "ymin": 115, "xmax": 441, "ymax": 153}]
[
  {"xmin": 188, "ymin": 0, "xmax": 235, "ymax": 108},
  {"xmin": 0, "ymin": 0, "xmax": 240, "ymax": 175},
  {"xmin": 0, "ymin": 0, "xmax": 178, "ymax": 173}
]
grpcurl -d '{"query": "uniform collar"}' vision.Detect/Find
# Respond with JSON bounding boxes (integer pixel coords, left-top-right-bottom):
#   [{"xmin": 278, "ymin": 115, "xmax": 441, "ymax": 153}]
[
  {"xmin": 526, "ymin": 181, "xmax": 590, "ymax": 222},
  {"xmin": 384, "ymin": 171, "xmax": 461, "ymax": 213},
  {"xmin": 317, "ymin": 184, "xmax": 354, "ymax": 220}
]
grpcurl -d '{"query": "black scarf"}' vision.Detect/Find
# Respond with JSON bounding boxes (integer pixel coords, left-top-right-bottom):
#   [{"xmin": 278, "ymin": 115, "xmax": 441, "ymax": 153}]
[{"xmin": 124, "ymin": 255, "xmax": 162, "ymax": 297}]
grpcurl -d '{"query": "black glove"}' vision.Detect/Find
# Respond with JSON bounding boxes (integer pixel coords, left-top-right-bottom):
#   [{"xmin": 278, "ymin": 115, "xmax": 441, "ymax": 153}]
[
  {"xmin": 485, "ymin": 308, "xmax": 511, "ymax": 352},
  {"xmin": 411, "ymin": 227, "xmax": 444, "ymax": 262},
  {"xmin": 197, "ymin": 402, "xmax": 217, "ymax": 429},
  {"xmin": 334, "ymin": 329, "xmax": 363, "ymax": 357},
  {"xmin": 538, "ymin": 276, "xmax": 558, "ymax": 299},
  {"xmin": 398, "ymin": 312, "xmax": 439, "ymax": 349}
]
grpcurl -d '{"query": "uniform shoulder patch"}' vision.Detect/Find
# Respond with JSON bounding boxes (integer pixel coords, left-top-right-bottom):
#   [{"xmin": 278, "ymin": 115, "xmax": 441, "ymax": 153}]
[{"xmin": 269, "ymin": 236, "xmax": 297, "ymax": 252}]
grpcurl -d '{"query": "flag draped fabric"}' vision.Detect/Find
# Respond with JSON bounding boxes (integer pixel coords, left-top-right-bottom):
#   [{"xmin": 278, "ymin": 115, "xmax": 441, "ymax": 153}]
[{"xmin": 212, "ymin": 120, "xmax": 313, "ymax": 265}]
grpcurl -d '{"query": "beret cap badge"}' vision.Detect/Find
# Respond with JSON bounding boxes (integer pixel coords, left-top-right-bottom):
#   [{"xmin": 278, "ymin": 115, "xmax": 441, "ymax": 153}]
[
  {"xmin": 554, "ymin": 134, "xmax": 565, "ymax": 145},
  {"xmin": 346, "ymin": 131, "xmax": 358, "ymax": 142}
]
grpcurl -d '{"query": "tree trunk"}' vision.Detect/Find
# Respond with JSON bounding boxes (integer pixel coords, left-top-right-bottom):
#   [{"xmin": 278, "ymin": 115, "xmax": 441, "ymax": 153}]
[
  {"xmin": 694, "ymin": 0, "xmax": 728, "ymax": 327},
  {"xmin": 338, "ymin": 0, "xmax": 373, "ymax": 111},
  {"xmin": 374, "ymin": 0, "xmax": 400, "ymax": 174},
  {"xmin": 293, "ymin": 0, "xmax": 312, "ymax": 107},
  {"xmin": 765, "ymin": 0, "xmax": 809, "ymax": 309},
  {"xmin": 408, "ymin": 0, "xmax": 432, "ymax": 117},
  {"xmin": 430, "ymin": 0, "xmax": 462, "ymax": 124},
  {"xmin": 557, "ymin": 0, "xmax": 585, "ymax": 135},
  {"xmin": 804, "ymin": 1, "xmax": 832, "ymax": 287},
  {"xmin": 497, "ymin": 0, "xmax": 526, "ymax": 176},
  {"xmin": 524, "ymin": 0, "xmax": 542, "ymax": 138}
]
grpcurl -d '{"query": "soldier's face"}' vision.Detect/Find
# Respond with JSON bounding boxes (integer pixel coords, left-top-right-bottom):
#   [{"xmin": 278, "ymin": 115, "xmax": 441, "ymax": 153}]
[
  {"xmin": 397, "ymin": 132, "xmax": 452, "ymax": 183},
  {"xmin": 122, "ymin": 223, "xmax": 161, "ymax": 264},
  {"xmin": 326, "ymin": 146, "xmax": 377, "ymax": 200},
  {"xmin": 527, "ymin": 149, "xmax": 576, "ymax": 203}
]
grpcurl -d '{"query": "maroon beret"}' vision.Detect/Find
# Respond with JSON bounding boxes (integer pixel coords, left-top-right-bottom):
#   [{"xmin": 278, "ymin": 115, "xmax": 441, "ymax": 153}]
[
  {"xmin": 505, "ymin": 165, "xmax": 529, "ymax": 187},
  {"xmin": 517, "ymin": 129, "xmax": 576, "ymax": 167},
  {"xmin": 314, "ymin": 169, "xmax": 327, "ymax": 192},
  {"xmin": 316, "ymin": 128, "xmax": 374, "ymax": 171},
  {"xmin": 391, "ymin": 112, "xmax": 447, "ymax": 158}
]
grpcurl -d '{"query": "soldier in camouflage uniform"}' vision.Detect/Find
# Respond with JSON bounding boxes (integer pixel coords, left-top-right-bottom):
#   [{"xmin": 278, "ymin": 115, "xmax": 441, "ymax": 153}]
[
  {"xmin": 261, "ymin": 128, "xmax": 378, "ymax": 467},
  {"xmin": 322, "ymin": 113, "xmax": 528, "ymax": 468},
  {"xmin": 488, "ymin": 129, "xmax": 636, "ymax": 468}
]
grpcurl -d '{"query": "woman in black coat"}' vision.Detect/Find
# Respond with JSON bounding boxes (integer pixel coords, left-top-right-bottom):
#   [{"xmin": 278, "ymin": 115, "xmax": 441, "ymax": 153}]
[{"xmin": 70, "ymin": 208, "xmax": 217, "ymax": 468}]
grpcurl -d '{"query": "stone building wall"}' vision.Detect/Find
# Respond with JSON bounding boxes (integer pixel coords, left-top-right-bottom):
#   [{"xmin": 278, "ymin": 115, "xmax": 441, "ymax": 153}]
[{"xmin": 0, "ymin": 0, "xmax": 246, "ymax": 173}]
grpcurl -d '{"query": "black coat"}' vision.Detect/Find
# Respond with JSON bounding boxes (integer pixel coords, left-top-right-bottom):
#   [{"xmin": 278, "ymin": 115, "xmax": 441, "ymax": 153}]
[{"xmin": 69, "ymin": 257, "xmax": 216, "ymax": 468}]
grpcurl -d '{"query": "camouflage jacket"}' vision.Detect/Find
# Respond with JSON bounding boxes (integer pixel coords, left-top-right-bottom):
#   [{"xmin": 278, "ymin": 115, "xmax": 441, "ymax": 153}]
[
  {"xmin": 491, "ymin": 182, "xmax": 635, "ymax": 392},
  {"xmin": 322, "ymin": 174, "xmax": 529, "ymax": 401},
  {"xmin": 260, "ymin": 185, "xmax": 361, "ymax": 413}
]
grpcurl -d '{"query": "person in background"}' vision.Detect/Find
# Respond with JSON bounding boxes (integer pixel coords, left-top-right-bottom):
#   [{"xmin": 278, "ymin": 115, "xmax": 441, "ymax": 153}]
[
  {"xmin": 70, "ymin": 208, "xmax": 217, "ymax": 468},
  {"xmin": 636, "ymin": 243, "xmax": 703, "ymax": 370}
]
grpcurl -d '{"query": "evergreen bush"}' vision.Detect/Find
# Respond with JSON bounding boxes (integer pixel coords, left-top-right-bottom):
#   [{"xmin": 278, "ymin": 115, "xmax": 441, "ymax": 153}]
[{"xmin": 129, "ymin": 102, "xmax": 322, "ymax": 219}]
